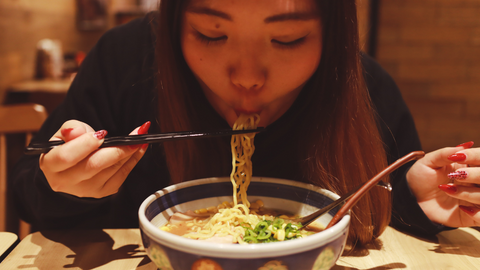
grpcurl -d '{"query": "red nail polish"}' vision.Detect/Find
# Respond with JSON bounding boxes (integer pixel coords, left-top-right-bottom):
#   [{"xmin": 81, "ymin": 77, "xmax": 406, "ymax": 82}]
[
  {"xmin": 93, "ymin": 130, "xmax": 108, "ymax": 140},
  {"xmin": 448, "ymin": 153, "xmax": 466, "ymax": 162},
  {"xmin": 138, "ymin": 121, "xmax": 151, "ymax": 135},
  {"xmin": 61, "ymin": 128, "xmax": 74, "ymax": 137},
  {"xmin": 438, "ymin": 184, "xmax": 457, "ymax": 194},
  {"xmin": 459, "ymin": 205, "xmax": 477, "ymax": 216},
  {"xmin": 456, "ymin": 141, "xmax": 474, "ymax": 148},
  {"xmin": 128, "ymin": 122, "xmax": 151, "ymax": 150}
]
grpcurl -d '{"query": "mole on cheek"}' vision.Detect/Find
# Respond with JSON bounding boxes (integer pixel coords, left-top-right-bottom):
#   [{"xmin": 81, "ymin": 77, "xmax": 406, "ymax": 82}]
[{"xmin": 215, "ymin": 23, "xmax": 220, "ymax": 29}]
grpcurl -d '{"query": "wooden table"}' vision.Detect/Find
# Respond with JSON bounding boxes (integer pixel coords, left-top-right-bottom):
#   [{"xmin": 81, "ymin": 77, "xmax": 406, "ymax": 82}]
[
  {"xmin": 336, "ymin": 226, "xmax": 480, "ymax": 270},
  {"xmin": 1, "ymin": 226, "xmax": 479, "ymax": 269},
  {"xmin": 0, "ymin": 232, "xmax": 18, "ymax": 262}
]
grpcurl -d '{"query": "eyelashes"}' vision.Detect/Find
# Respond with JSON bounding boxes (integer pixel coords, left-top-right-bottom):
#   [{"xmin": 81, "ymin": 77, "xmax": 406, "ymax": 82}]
[
  {"xmin": 194, "ymin": 30, "xmax": 308, "ymax": 49},
  {"xmin": 195, "ymin": 32, "xmax": 227, "ymax": 45},
  {"xmin": 271, "ymin": 36, "xmax": 307, "ymax": 49}
]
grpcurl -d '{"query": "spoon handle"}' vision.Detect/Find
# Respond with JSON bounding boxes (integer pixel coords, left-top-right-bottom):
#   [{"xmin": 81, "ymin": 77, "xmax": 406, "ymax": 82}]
[
  {"xmin": 325, "ymin": 150, "xmax": 426, "ymax": 229},
  {"xmin": 297, "ymin": 181, "xmax": 390, "ymax": 227}
]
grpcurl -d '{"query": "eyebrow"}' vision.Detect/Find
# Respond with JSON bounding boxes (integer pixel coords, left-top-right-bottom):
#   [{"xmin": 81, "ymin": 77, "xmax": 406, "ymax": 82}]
[
  {"xmin": 186, "ymin": 6, "xmax": 232, "ymax": 21},
  {"xmin": 264, "ymin": 12, "xmax": 319, "ymax": 23},
  {"xmin": 186, "ymin": 6, "xmax": 318, "ymax": 23}
]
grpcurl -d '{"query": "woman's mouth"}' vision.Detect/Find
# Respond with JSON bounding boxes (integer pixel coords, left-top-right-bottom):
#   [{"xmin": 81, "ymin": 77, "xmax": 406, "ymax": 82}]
[{"xmin": 234, "ymin": 108, "xmax": 261, "ymax": 117}]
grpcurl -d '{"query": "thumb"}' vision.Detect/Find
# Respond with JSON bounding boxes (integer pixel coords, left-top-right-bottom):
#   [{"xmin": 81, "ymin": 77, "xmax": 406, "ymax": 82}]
[{"xmin": 53, "ymin": 120, "xmax": 95, "ymax": 142}]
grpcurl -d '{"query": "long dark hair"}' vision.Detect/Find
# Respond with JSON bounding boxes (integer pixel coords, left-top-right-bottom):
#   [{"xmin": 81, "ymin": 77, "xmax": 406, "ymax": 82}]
[{"xmin": 154, "ymin": 0, "xmax": 390, "ymax": 250}]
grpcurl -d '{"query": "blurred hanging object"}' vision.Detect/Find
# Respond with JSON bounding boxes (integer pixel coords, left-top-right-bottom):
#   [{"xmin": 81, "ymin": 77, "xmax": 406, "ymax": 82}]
[
  {"xmin": 76, "ymin": 0, "xmax": 108, "ymax": 31},
  {"xmin": 35, "ymin": 39, "xmax": 64, "ymax": 80}
]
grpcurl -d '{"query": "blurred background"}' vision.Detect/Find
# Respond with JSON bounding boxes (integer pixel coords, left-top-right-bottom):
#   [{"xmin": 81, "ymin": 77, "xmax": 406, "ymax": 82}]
[
  {"xmin": 0, "ymin": 0, "xmax": 158, "ymax": 113},
  {"xmin": 0, "ymin": 0, "xmax": 158, "ymax": 235},
  {"xmin": 357, "ymin": 0, "xmax": 480, "ymax": 153}
]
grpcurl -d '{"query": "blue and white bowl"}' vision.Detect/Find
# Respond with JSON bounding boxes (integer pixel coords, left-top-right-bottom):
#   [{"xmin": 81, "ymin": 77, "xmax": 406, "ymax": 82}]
[{"xmin": 138, "ymin": 177, "xmax": 350, "ymax": 270}]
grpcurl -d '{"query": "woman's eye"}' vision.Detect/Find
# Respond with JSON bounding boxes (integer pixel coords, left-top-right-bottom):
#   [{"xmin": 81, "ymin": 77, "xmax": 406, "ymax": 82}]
[
  {"xmin": 272, "ymin": 37, "xmax": 307, "ymax": 48},
  {"xmin": 195, "ymin": 32, "xmax": 227, "ymax": 45}
]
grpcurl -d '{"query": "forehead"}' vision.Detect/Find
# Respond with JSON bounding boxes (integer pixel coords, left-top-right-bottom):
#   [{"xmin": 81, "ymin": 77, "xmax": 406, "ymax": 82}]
[{"xmin": 184, "ymin": 0, "xmax": 319, "ymax": 16}]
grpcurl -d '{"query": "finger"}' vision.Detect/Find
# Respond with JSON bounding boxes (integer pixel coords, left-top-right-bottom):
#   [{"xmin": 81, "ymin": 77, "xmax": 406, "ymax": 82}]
[
  {"xmin": 61, "ymin": 155, "xmax": 132, "ymax": 198},
  {"xmin": 101, "ymin": 147, "xmax": 147, "ymax": 196},
  {"xmin": 52, "ymin": 152, "xmax": 133, "ymax": 197},
  {"xmin": 127, "ymin": 121, "xmax": 151, "ymax": 149},
  {"xmin": 67, "ymin": 142, "xmax": 148, "ymax": 198},
  {"xmin": 40, "ymin": 130, "xmax": 107, "ymax": 173},
  {"xmin": 458, "ymin": 205, "xmax": 480, "ymax": 225},
  {"xmin": 51, "ymin": 120, "xmax": 95, "ymax": 142},
  {"xmin": 92, "ymin": 122, "xmax": 150, "ymax": 196},
  {"xmin": 53, "ymin": 122, "xmax": 151, "ymax": 183},
  {"xmin": 447, "ymin": 168, "xmax": 480, "ymax": 185},
  {"xmin": 420, "ymin": 147, "xmax": 464, "ymax": 169},
  {"xmin": 456, "ymin": 141, "xmax": 475, "ymax": 149},
  {"xmin": 56, "ymin": 142, "xmax": 139, "ymax": 183},
  {"xmin": 421, "ymin": 142, "xmax": 474, "ymax": 169},
  {"xmin": 438, "ymin": 184, "xmax": 480, "ymax": 205},
  {"xmin": 450, "ymin": 147, "xmax": 480, "ymax": 167}
]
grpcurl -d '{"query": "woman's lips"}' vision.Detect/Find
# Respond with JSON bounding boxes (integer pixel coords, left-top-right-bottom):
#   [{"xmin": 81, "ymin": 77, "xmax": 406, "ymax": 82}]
[{"xmin": 234, "ymin": 108, "xmax": 261, "ymax": 116}]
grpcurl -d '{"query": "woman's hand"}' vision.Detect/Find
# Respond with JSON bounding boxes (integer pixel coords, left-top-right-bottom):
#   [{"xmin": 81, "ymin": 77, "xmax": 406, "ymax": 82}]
[
  {"xmin": 39, "ymin": 120, "xmax": 151, "ymax": 198},
  {"xmin": 407, "ymin": 141, "xmax": 480, "ymax": 227}
]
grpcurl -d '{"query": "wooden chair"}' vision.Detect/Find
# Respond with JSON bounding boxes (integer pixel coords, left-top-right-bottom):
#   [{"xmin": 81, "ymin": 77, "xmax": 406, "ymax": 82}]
[{"xmin": 0, "ymin": 103, "xmax": 48, "ymax": 238}]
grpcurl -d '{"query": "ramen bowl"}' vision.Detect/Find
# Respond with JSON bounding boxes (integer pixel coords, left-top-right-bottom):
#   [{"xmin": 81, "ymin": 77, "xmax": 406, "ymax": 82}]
[{"xmin": 138, "ymin": 177, "xmax": 350, "ymax": 270}]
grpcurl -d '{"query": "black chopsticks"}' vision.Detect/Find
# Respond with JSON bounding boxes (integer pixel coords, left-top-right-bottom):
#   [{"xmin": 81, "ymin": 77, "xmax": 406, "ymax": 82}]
[{"xmin": 24, "ymin": 127, "xmax": 265, "ymax": 155}]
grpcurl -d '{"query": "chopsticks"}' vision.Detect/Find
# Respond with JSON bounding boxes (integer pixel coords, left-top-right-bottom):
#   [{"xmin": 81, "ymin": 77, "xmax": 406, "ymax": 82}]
[{"xmin": 24, "ymin": 127, "xmax": 265, "ymax": 155}]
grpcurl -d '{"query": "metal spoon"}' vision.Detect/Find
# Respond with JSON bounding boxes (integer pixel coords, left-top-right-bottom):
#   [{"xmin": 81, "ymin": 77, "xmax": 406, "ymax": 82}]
[{"xmin": 292, "ymin": 181, "xmax": 392, "ymax": 227}]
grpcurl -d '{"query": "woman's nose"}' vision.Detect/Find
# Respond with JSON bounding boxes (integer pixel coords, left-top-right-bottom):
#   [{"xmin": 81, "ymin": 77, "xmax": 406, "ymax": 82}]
[{"xmin": 230, "ymin": 56, "xmax": 266, "ymax": 92}]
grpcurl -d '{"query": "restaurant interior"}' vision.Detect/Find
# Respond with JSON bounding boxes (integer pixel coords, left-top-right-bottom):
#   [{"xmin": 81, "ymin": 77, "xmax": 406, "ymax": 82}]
[{"xmin": 1, "ymin": 0, "xmax": 480, "ymax": 269}]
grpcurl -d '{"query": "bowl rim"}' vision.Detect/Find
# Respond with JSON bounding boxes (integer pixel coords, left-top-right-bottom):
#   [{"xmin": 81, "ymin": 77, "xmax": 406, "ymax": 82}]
[{"xmin": 138, "ymin": 176, "xmax": 350, "ymax": 259}]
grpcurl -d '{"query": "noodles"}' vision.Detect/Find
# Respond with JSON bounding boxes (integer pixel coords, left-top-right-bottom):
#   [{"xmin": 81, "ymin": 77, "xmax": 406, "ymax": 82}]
[
  {"xmin": 230, "ymin": 113, "xmax": 260, "ymax": 207},
  {"xmin": 181, "ymin": 204, "xmax": 253, "ymax": 243},
  {"xmin": 160, "ymin": 114, "xmax": 322, "ymax": 244}
]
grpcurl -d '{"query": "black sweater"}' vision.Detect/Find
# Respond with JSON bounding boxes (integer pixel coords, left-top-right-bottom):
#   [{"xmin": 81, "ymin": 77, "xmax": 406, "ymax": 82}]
[{"xmin": 11, "ymin": 14, "xmax": 449, "ymax": 236}]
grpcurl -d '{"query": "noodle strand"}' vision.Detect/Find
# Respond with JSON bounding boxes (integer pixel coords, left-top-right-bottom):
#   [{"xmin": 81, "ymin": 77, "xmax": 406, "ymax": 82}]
[{"xmin": 230, "ymin": 114, "xmax": 260, "ymax": 207}]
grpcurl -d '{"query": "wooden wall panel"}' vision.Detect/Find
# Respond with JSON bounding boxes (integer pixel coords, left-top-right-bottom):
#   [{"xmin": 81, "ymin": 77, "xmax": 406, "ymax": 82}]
[{"xmin": 376, "ymin": 0, "xmax": 480, "ymax": 152}]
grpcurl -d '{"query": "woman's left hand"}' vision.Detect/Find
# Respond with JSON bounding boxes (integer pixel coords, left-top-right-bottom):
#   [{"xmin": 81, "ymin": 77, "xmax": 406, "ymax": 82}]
[{"xmin": 407, "ymin": 142, "xmax": 480, "ymax": 227}]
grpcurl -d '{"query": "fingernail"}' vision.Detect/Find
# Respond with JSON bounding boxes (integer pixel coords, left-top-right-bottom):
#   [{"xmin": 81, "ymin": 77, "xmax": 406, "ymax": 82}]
[
  {"xmin": 438, "ymin": 184, "xmax": 457, "ymax": 194},
  {"xmin": 128, "ymin": 144, "xmax": 140, "ymax": 150},
  {"xmin": 138, "ymin": 121, "xmax": 151, "ymax": 135},
  {"xmin": 128, "ymin": 122, "xmax": 151, "ymax": 149},
  {"xmin": 448, "ymin": 171, "xmax": 467, "ymax": 180},
  {"xmin": 448, "ymin": 153, "xmax": 466, "ymax": 162},
  {"xmin": 61, "ymin": 128, "xmax": 74, "ymax": 137},
  {"xmin": 456, "ymin": 141, "xmax": 474, "ymax": 148},
  {"xmin": 93, "ymin": 130, "xmax": 108, "ymax": 140},
  {"xmin": 459, "ymin": 205, "xmax": 477, "ymax": 216}
]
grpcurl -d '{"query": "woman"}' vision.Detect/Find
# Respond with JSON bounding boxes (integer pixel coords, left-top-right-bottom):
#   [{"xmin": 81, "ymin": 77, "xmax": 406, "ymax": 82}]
[{"xmin": 12, "ymin": 0, "xmax": 479, "ymax": 250}]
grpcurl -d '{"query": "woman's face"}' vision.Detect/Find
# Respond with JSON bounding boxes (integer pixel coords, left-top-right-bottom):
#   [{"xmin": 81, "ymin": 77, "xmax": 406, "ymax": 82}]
[{"xmin": 181, "ymin": 0, "xmax": 322, "ymax": 127}]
